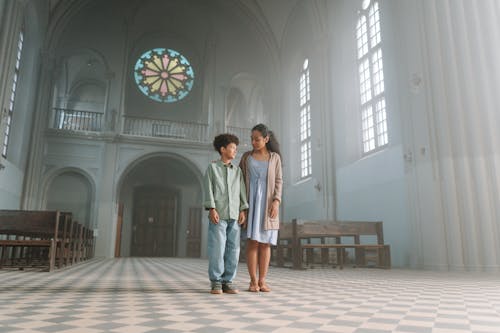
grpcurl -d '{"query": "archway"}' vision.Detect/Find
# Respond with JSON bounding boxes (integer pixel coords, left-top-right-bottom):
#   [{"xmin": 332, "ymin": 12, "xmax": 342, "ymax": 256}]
[
  {"xmin": 117, "ymin": 154, "xmax": 203, "ymax": 258},
  {"xmin": 45, "ymin": 171, "xmax": 93, "ymax": 227}
]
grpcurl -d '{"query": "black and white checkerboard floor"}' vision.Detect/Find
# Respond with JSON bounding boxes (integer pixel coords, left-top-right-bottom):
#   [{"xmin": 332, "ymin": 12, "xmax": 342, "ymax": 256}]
[{"xmin": 1, "ymin": 258, "xmax": 500, "ymax": 333}]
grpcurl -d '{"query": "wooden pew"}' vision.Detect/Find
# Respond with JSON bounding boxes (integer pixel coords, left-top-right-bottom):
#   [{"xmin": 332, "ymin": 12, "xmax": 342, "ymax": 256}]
[
  {"xmin": 83, "ymin": 227, "xmax": 95, "ymax": 260},
  {"xmin": 275, "ymin": 219, "xmax": 391, "ymax": 269},
  {"xmin": 59, "ymin": 213, "xmax": 80, "ymax": 267},
  {"xmin": 0, "ymin": 210, "xmax": 95, "ymax": 271},
  {"xmin": 0, "ymin": 210, "xmax": 63, "ymax": 271}
]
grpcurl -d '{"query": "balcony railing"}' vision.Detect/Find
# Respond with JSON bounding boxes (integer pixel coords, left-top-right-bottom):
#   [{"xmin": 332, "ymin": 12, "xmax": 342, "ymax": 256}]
[
  {"xmin": 123, "ymin": 116, "xmax": 209, "ymax": 143},
  {"xmin": 50, "ymin": 109, "xmax": 250, "ymax": 145},
  {"xmin": 52, "ymin": 108, "xmax": 103, "ymax": 132}
]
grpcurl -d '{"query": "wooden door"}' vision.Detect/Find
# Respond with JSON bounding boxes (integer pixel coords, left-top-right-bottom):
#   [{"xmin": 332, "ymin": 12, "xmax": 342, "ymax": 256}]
[
  {"xmin": 131, "ymin": 187, "xmax": 177, "ymax": 257},
  {"xmin": 186, "ymin": 207, "xmax": 202, "ymax": 257}
]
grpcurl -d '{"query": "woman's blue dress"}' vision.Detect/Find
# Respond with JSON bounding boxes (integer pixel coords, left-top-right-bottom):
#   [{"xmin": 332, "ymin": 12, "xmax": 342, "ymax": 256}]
[{"xmin": 245, "ymin": 155, "xmax": 278, "ymax": 245}]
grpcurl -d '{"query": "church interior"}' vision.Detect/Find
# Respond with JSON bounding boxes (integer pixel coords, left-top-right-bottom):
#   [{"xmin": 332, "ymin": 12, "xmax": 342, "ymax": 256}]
[{"xmin": 1, "ymin": 0, "xmax": 500, "ymax": 332}]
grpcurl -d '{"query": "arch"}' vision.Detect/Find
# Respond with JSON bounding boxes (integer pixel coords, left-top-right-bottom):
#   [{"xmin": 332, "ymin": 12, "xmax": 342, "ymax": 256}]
[
  {"xmin": 46, "ymin": 0, "xmax": 95, "ymax": 51},
  {"xmin": 116, "ymin": 151, "xmax": 204, "ymax": 195},
  {"xmin": 280, "ymin": 0, "xmax": 327, "ymax": 48},
  {"xmin": 45, "ymin": 0, "xmax": 281, "ymax": 92},
  {"xmin": 53, "ymin": 48, "xmax": 111, "ymax": 95},
  {"xmin": 66, "ymin": 79, "xmax": 106, "ymax": 112},
  {"xmin": 115, "ymin": 151, "xmax": 205, "ymax": 258},
  {"xmin": 51, "ymin": 48, "xmax": 112, "ymax": 130},
  {"xmin": 225, "ymin": 87, "xmax": 246, "ymax": 126},
  {"xmin": 42, "ymin": 167, "xmax": 97, "ymax": 228},
  {"xmin": 226, "ymin": 72, "xmax": 266, "ymax": 128},
  {"xmin": 56, "ymin": 47, "xmax": 112, "ymax": 80}
]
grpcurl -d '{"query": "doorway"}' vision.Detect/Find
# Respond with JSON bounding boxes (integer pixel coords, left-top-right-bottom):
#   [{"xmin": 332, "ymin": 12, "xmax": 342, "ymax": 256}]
[
  {"xmin": 131, "ymin": 186, "xmax": 177, "ymax": 256},
  {"xmin": 117, "ymin": 154, "xmax": 204, "ymax": 257}
]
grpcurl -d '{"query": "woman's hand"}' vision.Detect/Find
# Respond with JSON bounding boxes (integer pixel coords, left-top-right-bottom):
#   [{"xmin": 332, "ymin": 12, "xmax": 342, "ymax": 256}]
[{"xmin": 269, "ymin": 199, "xmax": 280, "ymax": 219}]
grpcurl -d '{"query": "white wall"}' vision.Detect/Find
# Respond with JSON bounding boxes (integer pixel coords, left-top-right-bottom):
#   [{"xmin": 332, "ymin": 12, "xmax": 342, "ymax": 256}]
[
  {"xmin": 336, "ymin": 146, "xmax": 410, "ymax": 267},
  {"xmin": 330, "ymin": 0, "xmax": 500, "ymax": 270},
  {"xmin": 280, "ymin": 1, "xmax": 334, "ymax": 222},
  {"xmin": 0, "ymin": 1, "xmax": 48, "ymax": 209},
  {"xmin": 327, "ymin": 0, "xmax": 411, "ymax": 267},
  {"xmin": 0, "ymin": 158, "xmax": 23, "ymax": 208},
  {"xmin": 393, "ymin": 0, "xmax": 500, "ymax": 271}
]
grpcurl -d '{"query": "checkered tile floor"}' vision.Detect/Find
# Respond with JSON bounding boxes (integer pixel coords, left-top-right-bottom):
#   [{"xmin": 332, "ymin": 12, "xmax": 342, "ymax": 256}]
[{"xmin": 1, "ymin": 258, "xmax": 500, "ymax": 333}]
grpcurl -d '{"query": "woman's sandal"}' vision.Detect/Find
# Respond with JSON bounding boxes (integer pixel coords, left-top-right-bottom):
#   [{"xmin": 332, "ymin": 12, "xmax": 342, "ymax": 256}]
[
  {"xmin": 258, "ymin": 282, "xmax": 271, "ymax": 292},
  {"xmin": 248, "ymin": 282, "xmax": 260, "ymax": 292}
]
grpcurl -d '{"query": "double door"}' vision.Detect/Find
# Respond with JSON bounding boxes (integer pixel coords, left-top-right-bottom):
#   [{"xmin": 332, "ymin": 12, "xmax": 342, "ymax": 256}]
[{"xmin": 131, "ymin": 187, "xmax": 177, "ymax": 257}]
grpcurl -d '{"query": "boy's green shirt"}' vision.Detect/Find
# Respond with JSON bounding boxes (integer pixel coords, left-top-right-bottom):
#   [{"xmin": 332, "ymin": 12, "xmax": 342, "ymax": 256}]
[{"xmin": 203, "ymin": 160, "xmax": 249, "ymax": 220}]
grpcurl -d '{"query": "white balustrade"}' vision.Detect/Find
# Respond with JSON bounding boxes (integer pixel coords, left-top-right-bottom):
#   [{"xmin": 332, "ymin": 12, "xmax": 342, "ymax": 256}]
[{"xmin": 123, "ymin": 116, "xmax": 209, "ymax": 143}]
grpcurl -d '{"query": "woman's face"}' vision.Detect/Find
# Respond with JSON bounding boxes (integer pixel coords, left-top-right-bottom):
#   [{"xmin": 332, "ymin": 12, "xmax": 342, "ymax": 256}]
[{"xmin": 251, "ymin": 130, "xmax": 269, "ymax": 151}]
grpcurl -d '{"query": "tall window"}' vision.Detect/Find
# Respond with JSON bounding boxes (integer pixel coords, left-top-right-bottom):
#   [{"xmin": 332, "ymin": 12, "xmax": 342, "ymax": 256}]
[
  {"xmin": 299, "ymin": 58, "xmax": 311, "ymax": 178},
  {"xmin": 2, "ymin": 28, "xmax": 24, "ymax": 158},
  {"xmin": 356, "ymin": 0, "xmax": 388, "ymax": 154}
]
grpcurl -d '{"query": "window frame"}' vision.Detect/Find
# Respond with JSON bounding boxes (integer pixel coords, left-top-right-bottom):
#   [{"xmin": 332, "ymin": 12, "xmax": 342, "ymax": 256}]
[
  {"xmin": 2, "ymin": 27, "xmax": 24, "ymax": 158},
  {"xmin": 299, "ymin": 58, "xmax": 312, "ymax": 179},
  {"xmin": 356, "ymin": 0, "xmax": 388, "ymax": 155}
]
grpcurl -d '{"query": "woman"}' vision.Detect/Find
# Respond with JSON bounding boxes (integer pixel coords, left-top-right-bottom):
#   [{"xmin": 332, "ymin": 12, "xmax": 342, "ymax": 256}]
[{"xmin": 240, "ymin": 124, "xmax": 282, "ymax": 292}]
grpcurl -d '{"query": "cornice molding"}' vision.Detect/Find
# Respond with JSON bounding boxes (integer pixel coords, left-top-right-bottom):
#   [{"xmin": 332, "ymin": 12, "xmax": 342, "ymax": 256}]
[{"xmin": 44, "ymin": 129, "xmax": 211, "ymax": 150}]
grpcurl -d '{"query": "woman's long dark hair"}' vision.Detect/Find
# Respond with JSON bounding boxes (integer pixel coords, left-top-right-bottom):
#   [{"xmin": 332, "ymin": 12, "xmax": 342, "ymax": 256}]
[{"xmin": 252, "ymin": 123, "xmax": 281, "ymax": 157}]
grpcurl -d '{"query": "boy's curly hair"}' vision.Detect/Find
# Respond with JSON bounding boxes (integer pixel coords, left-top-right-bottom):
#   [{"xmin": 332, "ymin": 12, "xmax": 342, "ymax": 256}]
[{"xmin": 213, "ymin": 133, "xmax": 240, "ymax": 154}]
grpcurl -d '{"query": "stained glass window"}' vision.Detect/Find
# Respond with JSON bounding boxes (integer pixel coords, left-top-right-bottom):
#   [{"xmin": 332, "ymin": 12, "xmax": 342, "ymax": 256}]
[{"xmin": 134, "ymin": 48, "xmax": 194, "ymax": 103}]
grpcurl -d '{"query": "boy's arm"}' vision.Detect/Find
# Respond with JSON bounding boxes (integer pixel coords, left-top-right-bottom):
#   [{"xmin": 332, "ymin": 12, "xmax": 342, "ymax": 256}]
[
  {"xmin": 204, "ymin": 166, "xmax": 220, "ymax": 224},
  {"xmin": 203, "ymin": 166, "xmax": 216, "ymax": 210}
]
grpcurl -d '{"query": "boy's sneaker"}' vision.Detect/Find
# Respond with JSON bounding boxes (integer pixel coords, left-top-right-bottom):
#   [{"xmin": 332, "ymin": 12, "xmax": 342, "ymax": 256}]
[
  {"xmin": 210, "ymin": 282, "xmax": 222, "ymax": 294},
  {"xmin": 222, "ymin": 283, "xmax": 239, "ymax": 294}
]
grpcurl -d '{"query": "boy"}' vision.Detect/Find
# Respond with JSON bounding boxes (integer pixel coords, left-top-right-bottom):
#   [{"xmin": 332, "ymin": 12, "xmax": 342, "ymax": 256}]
[{"xmin": 203, "ymin": 133, "xmax": 248, "ymax": 294}]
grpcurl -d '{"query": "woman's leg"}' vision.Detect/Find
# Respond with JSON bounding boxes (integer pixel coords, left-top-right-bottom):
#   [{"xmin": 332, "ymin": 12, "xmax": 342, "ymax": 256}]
[
  {"xmin": 246, "ymin": 240, "xmax": 259, "ymax": 291},
  {"xmin": 258, "ymin": 242, "xmax": 271, "ymax": 291}
]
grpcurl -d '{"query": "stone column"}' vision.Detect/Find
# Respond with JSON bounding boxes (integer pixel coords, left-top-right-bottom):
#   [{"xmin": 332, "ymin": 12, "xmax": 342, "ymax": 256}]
[{"xmin": 21, "ymin": 50, "xmax": 56, "ymax": 209}]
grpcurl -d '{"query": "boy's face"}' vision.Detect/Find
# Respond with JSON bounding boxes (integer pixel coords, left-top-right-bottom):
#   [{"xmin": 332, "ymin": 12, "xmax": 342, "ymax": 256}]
[{"xmin": 221, "ymin": 142, "xmax": 238, "ymax": 160}]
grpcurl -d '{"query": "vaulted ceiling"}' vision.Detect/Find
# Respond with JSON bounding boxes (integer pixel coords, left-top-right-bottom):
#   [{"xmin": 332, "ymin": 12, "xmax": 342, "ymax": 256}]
[{"xmin": 46, "ymin": 0, "xmax": 305, "ymax": 50}]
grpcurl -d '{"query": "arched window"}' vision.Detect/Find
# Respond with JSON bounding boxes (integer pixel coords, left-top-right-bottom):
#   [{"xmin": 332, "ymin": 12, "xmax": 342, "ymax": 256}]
[
  {"xmin": 356, "ymin": 0, "xmax": 388, "ymax": 154},
  {"xmin": 2, "ymin": 27, "xmax": 24, "ymax": 157},
  {"xmin": 299, "ymin": 58, "xmax": 312, "ymax": 178}
]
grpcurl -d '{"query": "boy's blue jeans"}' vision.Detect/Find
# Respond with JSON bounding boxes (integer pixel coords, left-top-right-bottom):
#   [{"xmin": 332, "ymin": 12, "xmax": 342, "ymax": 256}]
[{"xmin": 208, "ymin": 219, "xmax": 240, "ymax": 285}]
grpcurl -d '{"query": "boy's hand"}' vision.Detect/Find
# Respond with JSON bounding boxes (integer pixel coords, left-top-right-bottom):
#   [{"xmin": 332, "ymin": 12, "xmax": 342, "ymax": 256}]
[
  {"xmin": 238, "ymin": 211, "xmax": 246, "ymax": 226},
  {"xmin": 209, "ymin": 208, "xmax": 219, "ymax": 224}
]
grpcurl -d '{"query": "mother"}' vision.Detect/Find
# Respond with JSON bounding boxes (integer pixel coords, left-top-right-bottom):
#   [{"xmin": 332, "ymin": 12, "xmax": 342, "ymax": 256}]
[{"xmin": 239, "ymin": 123, "xmax": 282, "ymax": 292}]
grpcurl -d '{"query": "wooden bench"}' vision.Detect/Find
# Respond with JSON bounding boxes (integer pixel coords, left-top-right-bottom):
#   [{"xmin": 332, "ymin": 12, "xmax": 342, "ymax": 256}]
[
  {"xmin": 0, "ymin": 210, "xmax": 95, "ymax": 271},
  {"xmin": 0, "ymin": 210, "xmax": 63, "ymax": 271},
  {"xmin": 275, "ymin": 219, "xmax": 391, "ymax": 269}
]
